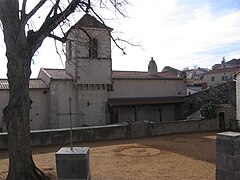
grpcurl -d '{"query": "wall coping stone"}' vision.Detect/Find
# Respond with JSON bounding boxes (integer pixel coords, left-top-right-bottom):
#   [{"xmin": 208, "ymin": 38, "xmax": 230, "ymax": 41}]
[{"xmin": 217, "ymin": 131, "xmax": 240, "ymax": 141}]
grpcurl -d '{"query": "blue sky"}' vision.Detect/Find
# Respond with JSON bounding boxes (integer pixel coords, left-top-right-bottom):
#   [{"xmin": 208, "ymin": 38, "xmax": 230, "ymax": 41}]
[{"xmin": 0, "ymin": 0, "xmax": 240, "ymax": 77}]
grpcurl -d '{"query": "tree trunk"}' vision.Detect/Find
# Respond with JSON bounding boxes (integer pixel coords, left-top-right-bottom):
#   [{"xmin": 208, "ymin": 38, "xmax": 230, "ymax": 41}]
[{"xmin": 3, "ymin": 34, "xmax": 48, "ymax": 180}]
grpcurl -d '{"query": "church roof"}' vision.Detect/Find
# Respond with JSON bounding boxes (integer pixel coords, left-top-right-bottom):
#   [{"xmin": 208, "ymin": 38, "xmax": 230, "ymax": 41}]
[
  {"xmin": 112, "ymin": 71, "xmax": 182, "ymax": 80},
  {"xmin": 41, "ymin": 69, "xmax": 73, "ymax": 80},
  {"xmin": 71, "ymin": 14, "xmax": 112, "ymax": 30},
  {"xmin": 0, "ymin": 79, "xmax": 48, "ymax": 90}
]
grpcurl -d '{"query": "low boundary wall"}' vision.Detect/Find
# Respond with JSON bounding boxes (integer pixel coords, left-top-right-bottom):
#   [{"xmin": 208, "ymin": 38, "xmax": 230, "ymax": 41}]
[{"xmin": 0, "ymin": 118, "xmax": 218, "ymax": 149}]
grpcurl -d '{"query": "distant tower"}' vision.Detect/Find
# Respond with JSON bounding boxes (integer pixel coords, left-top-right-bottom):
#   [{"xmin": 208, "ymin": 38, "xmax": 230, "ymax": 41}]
[{"xmin": 148, "ymin": 57, "xmax": 158, "ymax": 76}]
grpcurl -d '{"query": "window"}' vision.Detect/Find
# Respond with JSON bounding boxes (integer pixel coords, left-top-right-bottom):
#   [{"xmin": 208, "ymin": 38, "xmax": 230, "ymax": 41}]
[
  {"xmin": 89, "ymin": 38, "xmax": 98, "ymax": 59},
  {"xmin": 211, "ymin": 76, "xmax": 215, "ymax": 81},
  {"xmin": 222, "ymin": 76, "xmax": 228, "ymax": 81}
]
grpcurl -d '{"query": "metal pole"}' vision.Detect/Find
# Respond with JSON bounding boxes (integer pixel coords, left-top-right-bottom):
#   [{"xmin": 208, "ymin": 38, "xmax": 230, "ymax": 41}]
[{"xmin": 69, "ymin": 97, "xmax": 73, "ymax": 150}]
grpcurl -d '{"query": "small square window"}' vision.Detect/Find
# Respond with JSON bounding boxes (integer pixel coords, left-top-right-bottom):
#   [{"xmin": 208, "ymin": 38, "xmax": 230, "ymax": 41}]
[
  {"xmin": 222, "ymin": 76, "xmax": 228, "ymax": 81},
  {"xmin": 211, "ymin": 76, "xmax": 214, "ymax": 81}
]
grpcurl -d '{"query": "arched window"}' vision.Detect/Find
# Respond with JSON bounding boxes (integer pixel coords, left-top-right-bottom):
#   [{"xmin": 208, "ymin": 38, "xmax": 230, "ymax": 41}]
[{"xmin": 89, "ymin": 38, "xmax": 98, "ymax": 59}]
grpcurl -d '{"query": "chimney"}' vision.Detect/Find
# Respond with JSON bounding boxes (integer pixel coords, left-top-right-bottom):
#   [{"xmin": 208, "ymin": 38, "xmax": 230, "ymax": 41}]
[
  {"xmin": 148, "ymin": 57, "xmax": 158, "ymax": 76},
  {"xmin": 221, "ymin": 57, "xmax": 226, "ymax": 68}
]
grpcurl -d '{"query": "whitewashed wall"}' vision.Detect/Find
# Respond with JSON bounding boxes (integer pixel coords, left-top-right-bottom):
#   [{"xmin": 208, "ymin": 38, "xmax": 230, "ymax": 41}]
[
  {"xmin": 236, "ymin": 74, "xmax": 240, "ymax": 121},
  {"xmin": 78, "ymin": 86, "xmax": 108, "ymax": 125},
  {"xmin": 0, "ymin": 90, "xmax": 9, "ymax": 131},
  {"xmin": 29, "ymin": 89, "xmax": 50, "ymax": 130},
  {"xmin": 49, "ymin": 80, "xmax": 78, "ymax": 129},
  {"xmin": 0, "ymin": 89, "xmax": 50, "ymax": 131},
  {"xmin": 109, "ymin": 79, "xmax": 187, "ymax": 98}
]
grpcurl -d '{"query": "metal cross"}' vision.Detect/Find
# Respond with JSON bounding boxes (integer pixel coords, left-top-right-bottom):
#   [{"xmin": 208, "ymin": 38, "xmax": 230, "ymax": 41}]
[{"xmin": 57, "ymin": 97, "xmax": 76, "ymax": 151}]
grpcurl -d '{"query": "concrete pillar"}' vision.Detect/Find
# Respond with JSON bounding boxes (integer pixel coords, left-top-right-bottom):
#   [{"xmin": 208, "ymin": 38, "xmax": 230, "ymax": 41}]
[
  {"xmin": 216, "ymin": 132, "xmax": 240, "ymax": 180},
  {"xmin": 56, "ymin": 147, "xmax": 90, "ymax": 180}
]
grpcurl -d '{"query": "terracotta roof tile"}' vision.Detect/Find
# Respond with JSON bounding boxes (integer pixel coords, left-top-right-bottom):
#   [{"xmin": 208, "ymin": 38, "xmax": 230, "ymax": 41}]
[
  {"xmin": 42, "ymin": 69, "xmax": 73, "ymax": 80},
  {"xmin": 0, "ymin": 79, "xmax": 48, "ymax": 90},
  {"xmin": 112, "ymin": 71, "xmax": 182, "ymax": 80},
  {"xmin": 204, "ymin": 67, "xmax": 240, "ymax": 75}
]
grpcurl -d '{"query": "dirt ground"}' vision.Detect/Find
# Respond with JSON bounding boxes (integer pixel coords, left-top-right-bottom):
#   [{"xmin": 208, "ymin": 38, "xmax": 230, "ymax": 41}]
[{"xmin": 0, "ymin": 132, "xmax": 216, "ymax": 180}]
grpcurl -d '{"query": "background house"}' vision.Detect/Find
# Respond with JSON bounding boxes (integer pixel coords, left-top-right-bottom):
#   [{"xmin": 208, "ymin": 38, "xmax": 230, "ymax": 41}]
[{"xmin": 202, "ymin": 67, "xmax": 238, "ymax": 87}]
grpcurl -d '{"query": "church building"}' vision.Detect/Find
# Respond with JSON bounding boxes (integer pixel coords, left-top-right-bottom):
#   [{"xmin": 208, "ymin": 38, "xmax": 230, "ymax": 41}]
[{"xmin": 0, "ymin": 14, "xmax": 187, "ymax": 131}]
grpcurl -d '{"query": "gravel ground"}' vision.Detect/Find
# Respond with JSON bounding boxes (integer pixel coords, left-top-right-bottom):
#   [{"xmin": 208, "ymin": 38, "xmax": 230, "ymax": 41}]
[{"xmin": 0, "ymin": 132, "xmax": 216, "ymax": 180}]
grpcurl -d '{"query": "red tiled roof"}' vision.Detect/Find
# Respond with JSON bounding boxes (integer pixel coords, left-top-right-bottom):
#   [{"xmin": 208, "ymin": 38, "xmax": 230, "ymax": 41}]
[
  {"xmin": 203, "ymin": 67, "xmax": 240, "ymax": 75},
  {"xmin": 112, "ymin": 71, "xmax": 182, "ymax": 80},
  {"xmin": 233, "ymin": 68, "xmax": 240, "ymax": 77},
  {"xmin": 42, "ymin": 69, "xmax": 73, "ymax": 80},
  {"xmin": 0, "ymin": 79, "xmax": 48, "ymax": 90},
  {"xmin": 108, "ymin": 96, "xmax": 184, "ymax": 106}
]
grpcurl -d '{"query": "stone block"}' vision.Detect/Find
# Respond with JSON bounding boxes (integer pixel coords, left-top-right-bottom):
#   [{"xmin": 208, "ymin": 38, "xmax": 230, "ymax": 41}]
[
  {"xmin": 216, "ymin": 152, "xmax": 225, "ymax": 170},
  {"xmin": 217, "ymin": 132, "xmax": 240, "ymax": 142},
  {"xmin": 56, "ymin": 147, "xmax": 90, "ymax": 180},
  {"xmin": 233, "ymin": 156, "xmax": 240, "ymax": 171},
  {"xmin": 216, "ymin": 139, "xmax": 234, "ymax": 155},
  {"xmin": 216, "ymin": 132, "xmax": 240, "ymax": 180},
  {"xmin": 216, "ymin": 170, "xmax": 233, "ymax": 180},
  {"xmin": 233, "ymin": 170, "xmax": 240, "ymax": 180},
  {"xmin": 216, "ymin": 132, "xmax": 240, "ymax": 155}
]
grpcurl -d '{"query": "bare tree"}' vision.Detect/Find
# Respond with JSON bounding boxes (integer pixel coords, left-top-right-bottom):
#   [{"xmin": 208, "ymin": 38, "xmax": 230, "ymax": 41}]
[{"xmin": 0, "ymin": 0, "xmax": 127, "ymax": 179}]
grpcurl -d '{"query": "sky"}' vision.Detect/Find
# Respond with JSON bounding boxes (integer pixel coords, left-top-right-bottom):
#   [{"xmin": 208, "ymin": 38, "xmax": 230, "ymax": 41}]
[{"xmin": 1, "ymin": 0, "xmax": 240, "ymax": 78}]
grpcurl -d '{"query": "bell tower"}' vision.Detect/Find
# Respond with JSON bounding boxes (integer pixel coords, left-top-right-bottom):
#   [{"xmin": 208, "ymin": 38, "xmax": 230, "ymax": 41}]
[
  {"xmin": 65, "ymin": 14, "xmax": 112, "ymax": 85},
  {"xmin": 65, "ymin": 14, "xmax": 113, "ymax": 125}
]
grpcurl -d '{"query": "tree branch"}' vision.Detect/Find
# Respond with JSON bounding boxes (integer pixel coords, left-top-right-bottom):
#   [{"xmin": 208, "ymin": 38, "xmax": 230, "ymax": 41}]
[
  {"xmin": 114, "ymin": 37, "xmax": 141, "ymax": 47},
  {"xmin": 54, "ymin": 0, "xmax": 61, "ymax": 15},
  {"xmin": 27, "ymin": 0, "xmax": 89, "ymax": 51},
  {"xmin": 90, "ymin": 6, "xmax": 127, "ymax": 54},
  {"xmin": 48, "ymin": 33, "xmax": 67, "ymax": 43},
  {"xmin": 24, "ymin": 0, "xmax": 47, "ymax": 24},
  {"xmin": 21, "ymin": 0, "xmax": 27, "ymax": 19},
  {"xmin": 109, "ymin": 0, "xmax": 128, "ymax": 17}
]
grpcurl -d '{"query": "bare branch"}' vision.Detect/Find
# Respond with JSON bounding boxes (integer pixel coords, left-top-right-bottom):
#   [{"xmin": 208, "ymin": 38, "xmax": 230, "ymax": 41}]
[
  {"xmin": 24, "ymin": 0, "xmax": 47, "ymax": 24},
  {"xmin": 109, "ymin": 0, "xmax": 128, "ymax": 17},
  {"xmin": 48, "ymin": 25, "xmax": 92, "ymax": 43},
  {"xmin": 54, "ymin": 0, "xmax": 61, "ymax": 15},
  {"xmin": 114, "ymin": 37, "xmax": 141, "ymax": 47},
  {"xmin": 89, "ymin": 6, "xmax": 127, "ymax": 54},
  {"xmin": 29, "ymin": 1, "xmax": 86, "ymax": 45},
  {"xmin": 21, "ymin": 0, "xmax": 27, "ymax": 19},
  {"xmin": 53, "ymin": 36, "xmax": 64, "ymax": 66},
  {"xmin": 48, "ymin": 33, "xmax": 67, "ymax": 43}
]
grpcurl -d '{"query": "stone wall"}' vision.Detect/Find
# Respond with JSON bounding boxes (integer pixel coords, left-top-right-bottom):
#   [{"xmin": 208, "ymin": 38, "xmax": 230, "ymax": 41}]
[
  {"xmin": 184, "ymin": 81, "xmax": 236, "ymax": 118},
  {"xmin": 0, "ymin": 119, "xmax": 219, "ymax": 149}
]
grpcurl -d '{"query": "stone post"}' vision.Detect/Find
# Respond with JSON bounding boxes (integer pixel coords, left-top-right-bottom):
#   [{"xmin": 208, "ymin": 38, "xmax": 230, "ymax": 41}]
[
  {"xmin": 56, "ymin": 147, "xmax": 90, "ymax": 180},
  {"xmin": 216, "ymin": 131, "xmax": 240, "ymax": 180}
]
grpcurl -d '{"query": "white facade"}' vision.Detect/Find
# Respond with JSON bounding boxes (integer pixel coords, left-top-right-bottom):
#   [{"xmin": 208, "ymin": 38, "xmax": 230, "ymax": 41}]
[
  {"xmin": 109, "ymin": 79, "xmax": 186, "ymax": 98},
  {"xmin": 235, "ymin": 72, "xmax": 240, "ymax": 121},
  {"xmin": 203, "ymin": 67, "xmax": 238, "ymax": 87},
  {"xmin": 0, "ymin": 84, "xmax": 50, "ymax": 131}
]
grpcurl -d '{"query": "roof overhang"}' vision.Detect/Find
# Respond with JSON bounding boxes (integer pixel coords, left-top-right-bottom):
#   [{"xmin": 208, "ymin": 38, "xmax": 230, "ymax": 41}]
[{"xmin": 108, "ymin": 96, "xmax": 185, "ymax": 106}]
